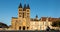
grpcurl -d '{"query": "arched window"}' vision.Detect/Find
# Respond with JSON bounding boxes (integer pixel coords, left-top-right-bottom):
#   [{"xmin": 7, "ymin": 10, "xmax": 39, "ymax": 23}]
[
  {"xmin": 19, "ymin": 9, "xmax": 22, "ymax": 11},
  {"xmin": 19, "ymin": 15, "xmax": 21, "ymax": 17},
  {"xmin": 23, "ymin": 13, "xmax": 24, "ymax": 18},
  {"xmin": 27, "ymin": 27, "xmax": 29, "ymax": 30}
]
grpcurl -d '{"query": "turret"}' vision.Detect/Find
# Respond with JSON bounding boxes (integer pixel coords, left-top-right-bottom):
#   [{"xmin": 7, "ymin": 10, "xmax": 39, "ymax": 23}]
[
  {"xmin": 35, "ymin": 15, "xmax": 38, "ymax": 20},
  {"xmin": 23, "ymin": 4, "xmax": 26, "ymax": 11},
  {"xmin": 36, "ymin": 15, "xmax": 38, "ymax": 18},
  {"xmin": 27, "ymin": 4, "xmax": 30, "ymax": 9},
  {"xmin": 18, "ymin": 3, "xmax": 23, "ymax": 18},
  {"xmin": 19, "ymin": 3, "xmax": 22, "ymax": 8}
]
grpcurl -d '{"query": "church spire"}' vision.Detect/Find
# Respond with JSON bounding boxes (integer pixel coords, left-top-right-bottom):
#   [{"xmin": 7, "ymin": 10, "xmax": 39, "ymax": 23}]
[
  {"xmin": 36, "ymin": 15, "xmax": 38, "ymax": 18},
  {"xmin": 27, "ymin": 4, "xmax": 30, "ymax": 9},
  {"xmin": 23, "ymin": 0, "xmax": 27, "ymax": 11},
  {"xmin": 23, "ymin": 4, "xmax": 26, "ymax": 11},
  {"xmin": 18, "ymin": 0, "xmax": 22, "ymax": 8},
  {"xmin": 19, "ymin": 3, "xmax": 22, "ymax": 8},
  {"xmin": 24, "ymin": 4, "xmax": 26, "ymax": 8}
]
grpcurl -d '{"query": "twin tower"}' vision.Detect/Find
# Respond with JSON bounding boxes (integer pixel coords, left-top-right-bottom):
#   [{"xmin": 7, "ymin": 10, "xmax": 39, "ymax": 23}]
[
  {"xmin": 18, "ymin": 3, "xmax": 30, "ymax": 19},
  {"xmin": 11, "ymin": 3, "xmax": 30, "ymax": 30}
]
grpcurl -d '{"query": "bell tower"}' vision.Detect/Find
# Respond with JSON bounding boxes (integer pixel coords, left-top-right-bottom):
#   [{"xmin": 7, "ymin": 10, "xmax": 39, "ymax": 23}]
[
  {"xmin": 23, "ymin": 4, "xmax": 27, "ymax": 18},
  {"xmin": 17, "ymin": 0, "xmax": 30, "ymax": 30},
  {"xmin": 26, "ymin": 4, "xmax": 30, "ymax": 18},
  {"xmin": 18, "ymin": 3, "xmax": 23, "ymax": 18},
  {"xmin": 17, "ymin": 3, "xmax": 23, "ymax": 30},
  {"xmin": 26, "ymin": 4, "xmax": 30, "ymax": 29}
]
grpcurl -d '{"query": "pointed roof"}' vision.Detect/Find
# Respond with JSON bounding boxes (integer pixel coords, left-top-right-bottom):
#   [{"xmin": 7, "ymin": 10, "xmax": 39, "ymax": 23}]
[
  {"xmin": 36, "ymin": 15, "xmax": 38, "ymax": 18},
  {"xmin": 19, "ymin": 3, "xmax": 22, "ymax": 8},
  {"xmin": 27, "ymin": 4, "xmax": 30, "ymax": 9},
  {"xmin": 23, "ymin": 4, "xmax": 26, "ymax": 11},
  {"xmin": 24, "ymin": 4, "xmax": 26, "ymax": 8}
]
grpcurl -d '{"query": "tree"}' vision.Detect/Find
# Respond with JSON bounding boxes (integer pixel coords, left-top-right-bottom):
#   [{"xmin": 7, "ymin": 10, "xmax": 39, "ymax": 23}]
[
  {"xmin": 52, "ymin": 20, "xmax": 60, "ymax": 27},
  {"xmin": 0, "ymin": 22, "xmax": 9, "ymax": 28}
]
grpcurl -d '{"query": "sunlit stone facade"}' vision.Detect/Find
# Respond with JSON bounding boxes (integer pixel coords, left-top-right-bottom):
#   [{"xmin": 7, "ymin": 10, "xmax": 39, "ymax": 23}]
[
  {"xmin": 30, "ymin": 18, "xmax": 52, "ymax": 30},
  {"xmin": 11, "ymin": 3, "xmax": 30, "ymax": 30},
  {"xmin": 10, "ymin": 2, "xmax": 60, "ymax": 30}
]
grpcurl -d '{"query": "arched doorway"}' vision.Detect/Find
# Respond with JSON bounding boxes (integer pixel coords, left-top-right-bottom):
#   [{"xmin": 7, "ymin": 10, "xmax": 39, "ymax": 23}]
[
  {"xmin": 23, "ymin": 26, "xmax": 25, "ymax": 30},
  {"xmin": 19, "ymin": 26, "xmax": 21, "ymax": 30}
]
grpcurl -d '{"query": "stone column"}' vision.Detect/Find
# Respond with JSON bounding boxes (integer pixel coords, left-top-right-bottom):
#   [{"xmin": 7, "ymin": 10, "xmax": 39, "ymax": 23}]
[
  {"xmin": 25, "ymin": 27, "xmax": 27, "ymax": 30},
  {"xmin": 21, "ymin": 26, "xmax": 23, "ymax": 30}
]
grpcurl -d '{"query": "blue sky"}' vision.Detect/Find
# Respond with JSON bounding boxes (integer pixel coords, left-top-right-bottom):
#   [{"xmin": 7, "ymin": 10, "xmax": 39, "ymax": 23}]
[{"xmin": 0, "ymin": 0, "xmax": 60, "ymax": 25}]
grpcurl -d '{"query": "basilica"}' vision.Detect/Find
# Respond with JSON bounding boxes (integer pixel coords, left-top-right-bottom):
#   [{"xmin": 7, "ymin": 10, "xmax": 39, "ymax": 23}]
[{"xmin": 9, "ymin": 1, "xmax": 60, "ymax": 30}]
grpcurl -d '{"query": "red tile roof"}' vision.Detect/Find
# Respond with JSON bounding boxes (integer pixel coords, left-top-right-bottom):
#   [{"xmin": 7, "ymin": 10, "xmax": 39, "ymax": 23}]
[
  {"xmin": 41, "ymin": 17, "xmax": 47, "ymax": 21},
  {"xmin": 41, "ymin": 17, "xmax": 60, "ymax": 21}
]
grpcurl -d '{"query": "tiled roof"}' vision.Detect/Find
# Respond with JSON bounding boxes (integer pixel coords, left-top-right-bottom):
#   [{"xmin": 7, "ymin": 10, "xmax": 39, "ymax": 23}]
[
  {"xmin": 41, "ymin": 17, "xmax": 47, "ymax": 21},
  {"xmin": 30, "ymin": 18, "xmax": 39, "ymax": 21},
  {"xmin": 41, "ymin": 17, "xmax": 60, "ymax": 21}
]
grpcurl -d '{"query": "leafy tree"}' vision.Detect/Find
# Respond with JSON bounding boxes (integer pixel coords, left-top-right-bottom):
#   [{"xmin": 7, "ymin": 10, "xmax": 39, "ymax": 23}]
[
  {"xmin": 52, "ymin": 20, "xmax": 60, "ymax": 27},
  {"xmin": 0, "ymin": 22, "xmax": 9, "ymax": 28}
]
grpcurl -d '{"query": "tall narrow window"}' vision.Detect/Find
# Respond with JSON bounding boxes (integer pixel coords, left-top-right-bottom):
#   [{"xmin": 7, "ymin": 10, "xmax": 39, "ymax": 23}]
[
  {"xmin": 27, "ymin": 13, "xmax": 29, "ymax": 15},
  {"xmin": 23, "ymin": 13, "xmax": 24, "ymax": 18},
  {"xmin": 27, "ymin": 10, "xmax": 29, "ymax": 12},
  {"xmin": 19, "ymin": 12, "xmax": 22, "ymax": 14},
  {"xmin": 19, "ymin": 15, "xmax": 21, "ymax": 17},
  {"xmin": 27, "ymin": 13, "xmax": 29, "ymax": 17}
]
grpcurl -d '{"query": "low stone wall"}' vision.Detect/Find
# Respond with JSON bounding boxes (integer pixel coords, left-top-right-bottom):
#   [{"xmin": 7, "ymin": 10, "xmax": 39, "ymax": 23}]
[{"xmin": 0, "ymin": 30, "xmax": 60, "ymax": 32}]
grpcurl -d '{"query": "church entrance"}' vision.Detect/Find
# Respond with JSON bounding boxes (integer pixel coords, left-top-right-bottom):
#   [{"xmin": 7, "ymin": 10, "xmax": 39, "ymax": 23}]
[
  {"xmin": 23, "ymin": 26, "xmax": 25, "ymax": 30},
  {"xmin": 19, "ymin": 26, "xmax": 21, "ymax": 30}
]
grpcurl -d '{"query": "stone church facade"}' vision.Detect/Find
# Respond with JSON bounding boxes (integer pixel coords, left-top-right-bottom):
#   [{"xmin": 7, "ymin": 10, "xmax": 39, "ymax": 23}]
[
  {"xmin": 11, "ymin": 3, "xmax": 30, "ymax": 30},
  {"xmin": 10, "ymin": 2, "xmax": 60, "ymax": 30},
  {"xmin": 11, "ymin": 2, "xmax": 51, "ymax": 30}
]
